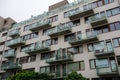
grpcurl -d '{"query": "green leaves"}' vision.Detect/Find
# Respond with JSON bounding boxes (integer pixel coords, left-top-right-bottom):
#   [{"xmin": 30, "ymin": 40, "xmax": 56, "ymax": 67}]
[
  {"xmin": 8, "ymin": 71, "xmax": 50, "ymax": 80},
  {"xmin": 64, "ymin": 71, "xmax": 87, "ymax": 80}
]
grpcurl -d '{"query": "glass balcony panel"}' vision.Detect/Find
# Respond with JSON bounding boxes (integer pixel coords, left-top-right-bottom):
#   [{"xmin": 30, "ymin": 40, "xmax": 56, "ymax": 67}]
[
  {"xmin": 68, "ymin": 6, "xmax": 94, "ymax": 20},
  {"xmin": 46, "ymin": 53, "xmax": 73, "ymax": 63},
  {"xmin": 30, "ymin": 20, "xmax": 51, "ymax": 31},
  {"xmin": 94, "ymin": 43, "xmax": 114, "ymax": 56},
  {"xmin": 69, "ymin": 31, "xmax": 98, "ymax": 45},
  {"xmin": 6, "ymin": 38, "xmax": 25, "ymax": 47},
  {"xmin": 1, "ymin": 62, "xmax": 21, "ymax": 70},
  {"xmin": 3, "ymin": 49, "xmax": 15, "ymax": 58},
  {"xmin": 96, "ymin": 63, "xmax": 118, "ymax": 75},
  {"xmin": 9, "ymin": 29, "xmax": 20, "ymax": 37},
  {"xmin": 25, "ymin": 42, "xmax": 50, "ymax": 54},
  {"xmin": 48, "ymin": 24, "xmax": 72, "ymax": 37},
  {"xmin": 89, "ymin": 14, "xmax": 108, "ymax": 27}
]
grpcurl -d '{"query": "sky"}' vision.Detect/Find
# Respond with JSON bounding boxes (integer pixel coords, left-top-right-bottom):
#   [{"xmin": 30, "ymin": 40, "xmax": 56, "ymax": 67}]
[{"xmin": 0, "ymin": 0, "xmax": 74, "ymax": 22}]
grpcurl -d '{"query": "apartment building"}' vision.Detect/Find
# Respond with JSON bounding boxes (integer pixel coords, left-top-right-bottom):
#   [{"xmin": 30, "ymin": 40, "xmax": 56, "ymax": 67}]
[{"xmin": 0, "ymin": 0, "xmax": 120, "ymax": 80}]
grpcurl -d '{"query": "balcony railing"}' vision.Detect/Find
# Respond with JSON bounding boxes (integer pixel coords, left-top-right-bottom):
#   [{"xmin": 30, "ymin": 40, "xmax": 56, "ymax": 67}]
[
  {"xmin": 1, "ymin": 62, "xmax": 22, "ymax": 70},
  {"xmin": 6, "ymin": 38, "xmax": 25, "ymax": 48},
  {"xmin": 46, "ymin": 53, "xmax": 73, "ymax": 64},
  {"xmin": 69, "ymin": 31, "xmax": 98, "ymax": 45},
  {"xmin": 94, "ymin": 44, "xmax": 114, "ymax": 57},
  {"xmin": 3, "ymin": 49, "xmax": 16, "ymax": 58},
  {"xmin": 96, "ymin": 63, "xmax": 118, "ymax": 76},
  {"xmin": 25, "ymin": 42, "xmax": 50, "ymax": 54},
  {"xmin": 68, "ymin": 7, "xmax": 94, "ymax": 20},
  {"xmin": 30, "ymin": 20, "xmax": 51, "ymax": 32},
  {"xmin": 8, "ymin": 29, "xmax": 20, "ymax": 38},
  {"xmin": 89, "ymin": 14, "xmax": 108, "ymax": 27},
  {"xmin": 48, "ymin": 24, "xmax": 72, "ymax": 37}
]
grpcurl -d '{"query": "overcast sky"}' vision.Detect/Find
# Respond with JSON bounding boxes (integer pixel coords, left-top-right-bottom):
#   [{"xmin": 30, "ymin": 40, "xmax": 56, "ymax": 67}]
[{"xmin": 0, "ymin": 0, "xmax": 73, "ymax": 22}]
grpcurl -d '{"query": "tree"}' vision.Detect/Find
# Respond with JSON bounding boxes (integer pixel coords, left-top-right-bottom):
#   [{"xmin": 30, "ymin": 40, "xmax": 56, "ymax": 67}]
[
  {"xmin": 64, "ymin": 71, "xmax": 87, "ymax": 80},
  {"xmin": 8, "ymin": 71, "xmax": 50, "ymax": 80}
]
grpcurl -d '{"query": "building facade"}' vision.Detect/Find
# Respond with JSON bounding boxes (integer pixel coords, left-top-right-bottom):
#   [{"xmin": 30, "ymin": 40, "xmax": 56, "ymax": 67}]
[{"xmin": 0, "ymin": 0, "xmax": 120, "ymax": 80}]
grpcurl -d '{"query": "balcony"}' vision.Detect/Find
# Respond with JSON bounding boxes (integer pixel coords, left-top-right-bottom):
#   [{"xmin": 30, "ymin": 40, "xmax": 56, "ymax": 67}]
[
  {"xmin": 89, "ymin": 14, "xmax": 108, "ymax": 27},
  {"xmin": 1, "ymin": 62, "xmax": 21, "ymax": 70},
  {"xmin": 25, "ymin": 43, "xmax": 50, "ymax": 54},
  {"xmin": 96, "ymin": 63, "xmax": 118, "ymax": 76},
  {"xmin": 46, "ymin": 53, "xmax": 73, "ymax": 64},
  {"xmin": 69, "ymin": 31, "xmax": 98, "ymax": 45},
  {"xmin": 30, "ymin": 20, "xmax": 51, "ymax": 32},
  {"xmin": 3, "ymin": 49, "xmax": 16, "ymax": 58},
  {"xmin": 94, "ymin": 44, "xmax": 114, "ymax": 57},
  {"xmin": 68, "ymin": 8, "xmax": 94, "ymax": 20},
  {"xmin": 8, "ymin": 29, "xmax": 20, "ymax": 38},
  {"xmin": 6, "ymin": 38, "xmax": 25, "ymax": 48},
  {"xmin": 48, "ymin": 24, "xmax": 72, "ymax": 37}
]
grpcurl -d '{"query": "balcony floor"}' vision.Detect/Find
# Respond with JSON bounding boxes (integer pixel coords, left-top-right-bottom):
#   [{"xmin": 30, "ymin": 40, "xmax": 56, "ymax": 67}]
[
  {"xmin": 30, "ymin": 24, "xmax": 51, "ymax": 32},
  {"xmin": 49, "ymin": 29, "xmax": 72, "ymax": 37},
  {"xmin": 7, "ymin": 42, "xmax": 25, "ymax": 48},
  {"xmin": 95, "ymin": 51, "xmax": 114, "ymax": 57},
  {"xmin": 47, "ymin": 58, "xmax": 73, "ymax": 64},
  {"xmin": 91, "ymin": 18, "xmax": 108, "ymax": 28},
  {"xmin": 26, "ymin": 47, "xmax": 50, "ymax": 54}
]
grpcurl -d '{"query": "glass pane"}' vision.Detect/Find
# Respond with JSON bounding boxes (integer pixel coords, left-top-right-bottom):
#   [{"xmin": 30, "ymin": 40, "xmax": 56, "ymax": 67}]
[
  {"xmin": 88, "ymin": 44, "xmax": 93, "ymax": 52},
  {"xmin": 115, "ymin": 22, "xmax": 120, "ymax": 30},
  {"xmin": 90, "ymin": 60, "xmax": 95, "ymax": 69},
  {"xmin": 110, "ymin": 24, "xmax": 115, "ymax": 31},
  {"xmin": 40, "ymin": 67, "xmax": 45, "ymax": 73},
  {"xmin": 96, "ymin": 59, "xmax": 109, "ymax": 68},
  {"xmin": 113, "ymin": 39, "xmax": 119, "ymax": 47},
  {"xmin": 112, "ymin": 8, "xmax": 120, "ymax": 15}
]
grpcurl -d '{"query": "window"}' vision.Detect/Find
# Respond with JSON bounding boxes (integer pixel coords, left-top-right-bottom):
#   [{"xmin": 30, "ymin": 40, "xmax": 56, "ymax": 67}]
[
  {"xmin": 89, "ymin": 59, "xmax": 96, "ymax": 69},
  {"xmin": 50, "ymin": 65, "xmax": 55, "ymax": 73},
  {"xmin": 116, "ymin": 56, "xmax": 120, "ymax": 66},
  {"xmin": 67, "ymin": 45, "xmax": 83, "ymax": 54},
  {"xmin": 42, "ymin": 39, "xmax": 56, "ymax": 47},
  {"xmin": 24, "ymin": 25, "xmax": 30, "ymax": 31},
  {"xmin": 79, "ymin": 61, "xmax": 85, "ymax": 70},
  {"xmin": 67, "ymin": 61, "xmax": 85, "ymax": 73},
  {"xmin": 72, "ymin": 19, "xmax": 80, "ymax": 26},
  {"xmin": 0, "ymin": 42, "xmax": 5, "ymax": 46},
  {"xmin": 87, "ymin": 43, "xmax": 94, "ymax": 52},
  {"xmin": 2, "ymin": 32, "xmax": 7, "ymax": 37},
  {"xmin": 103, "ymin": 26, "xmax": 109, "ymax": 33},
  {"xmin": 115, "ymin": 22, "xmax": 120, "ymax": 30},
  {"xmin": 29, "ymin": 55, "xmax": 36, "ymax": 62},
  {"xmin": 41, "ymin": 51, "xmax": 55, "ymax": 60},
  {"xmin": 40, "ymin": 66, "xmax": 50, "ymax": 73},
  {"xmin": 51, "ymin": 38, "xmax": 58, "ymax": 45},
  {"xmin": 48, "ymin": 15, "xmax": 58, "ymax": 22},
  {"xmin": 110, "ymin": 23, "xmax": 115, "ymax": 31},
  {"xmin": 67, "ymin": 62, "xmax": 79, "ymax": 73},
  {"xmin": 19, "ymin": 56, "xmax": 29, "ymax": 64},
  {"xmin": 98, "ymin": 0, "xmax": 103, "ymax": 7},
  {"xmin": 43, "ymin": 27, "xmax": 55, "ymax": 36},
  {"xmin": 106, "ymin": 7, "xmax": 120, "ymax": 17},
  {"xmin": 64, "ymin": 33, "xmax": 76, "ymax": 42},
  {"xmin": 112, "ymin": 38, "xmax": 120, "ymax": 47},
  {"xmin": 23, "ymin": 32, "xmax": 38, "ymax": 41},
  {"xmin": 64, "ymin": 12, "xmax": 69, "ymax": 18}
]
